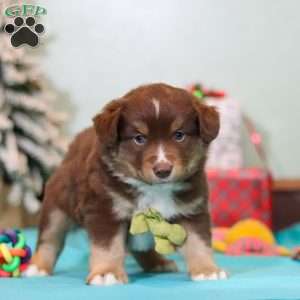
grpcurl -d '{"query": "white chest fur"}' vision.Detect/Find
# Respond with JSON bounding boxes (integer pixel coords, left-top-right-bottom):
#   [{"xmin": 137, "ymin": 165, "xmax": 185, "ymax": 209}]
[
  {"xmin": 117, "ymin": 178, "xmax": 203, "ymax": 252},
  {"xmin": 128, "ymin": 179, "xmax": 187, "ymax": 219},
  {"xmin": 128, "ymin": 180, "xmax": 184, "ymax": 251}
]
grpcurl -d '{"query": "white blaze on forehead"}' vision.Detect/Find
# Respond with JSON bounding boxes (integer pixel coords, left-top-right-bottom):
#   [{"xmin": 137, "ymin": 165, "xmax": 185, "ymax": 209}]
[
  {"xmin": 157, "ymin": 144, "xmax": 169, "ymax": 163},
  {"xmin": 152, "ymin": 98, "xmax": 160, "ymax": 119}
]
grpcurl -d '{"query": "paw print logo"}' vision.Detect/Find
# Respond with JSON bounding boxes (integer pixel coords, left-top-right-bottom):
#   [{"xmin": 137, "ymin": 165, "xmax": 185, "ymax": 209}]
[{"xmin": 4, "ymin": 16, "xmax": 45, "ymax": 47}]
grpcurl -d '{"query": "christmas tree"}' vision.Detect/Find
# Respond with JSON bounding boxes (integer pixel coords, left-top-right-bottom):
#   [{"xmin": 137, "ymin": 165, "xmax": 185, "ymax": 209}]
[{"xmin": 0, "ymin": 4, "xmax": 70, "ymax": 218}]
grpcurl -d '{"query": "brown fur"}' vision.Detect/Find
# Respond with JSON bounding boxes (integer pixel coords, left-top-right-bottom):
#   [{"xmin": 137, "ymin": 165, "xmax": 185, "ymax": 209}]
[
  {"xmin": 132, "ymin": 250, "xmax": 178, "ymax": 272},
  {"xmin": 30, "ymin": 83, "xmax": 221, "ymax": 283}
]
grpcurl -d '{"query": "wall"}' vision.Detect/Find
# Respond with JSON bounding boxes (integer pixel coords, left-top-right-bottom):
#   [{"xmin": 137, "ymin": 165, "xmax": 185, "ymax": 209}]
[{"xmin": 37, "ymin": 0, "xmax": 300, "ymax": 178}]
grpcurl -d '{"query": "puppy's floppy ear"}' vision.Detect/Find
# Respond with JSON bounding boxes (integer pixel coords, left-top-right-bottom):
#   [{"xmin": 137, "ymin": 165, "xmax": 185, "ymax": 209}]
[
  {"xmin": 192, "ymin": 100, "xmax": 220, "ymax": 144},
  {"xmin": 93, "ymin": 99, "xmax": 123, "ymax": 147}
]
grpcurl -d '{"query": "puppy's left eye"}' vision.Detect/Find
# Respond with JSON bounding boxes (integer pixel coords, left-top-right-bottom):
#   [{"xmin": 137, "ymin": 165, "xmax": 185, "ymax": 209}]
[
  {"xmin": 173, "ymin": 130, "xmax": 185, "ymax": 142},
  {"xmin": 133, "ymin": 134, "xmax": 147, "ymax": 145}
]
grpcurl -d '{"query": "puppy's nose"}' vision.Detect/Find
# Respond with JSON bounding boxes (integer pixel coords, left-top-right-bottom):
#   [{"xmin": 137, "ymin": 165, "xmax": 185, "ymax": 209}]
[{"xmin": 153, "ymin": 163, "xmax": 173, "ymax": 179}]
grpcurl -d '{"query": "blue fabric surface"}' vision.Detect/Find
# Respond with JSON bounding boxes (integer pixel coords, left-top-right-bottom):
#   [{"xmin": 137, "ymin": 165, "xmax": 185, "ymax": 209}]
[{"xmin": 1, "ymin": 226, "xmax": 300, "ymax": 300}]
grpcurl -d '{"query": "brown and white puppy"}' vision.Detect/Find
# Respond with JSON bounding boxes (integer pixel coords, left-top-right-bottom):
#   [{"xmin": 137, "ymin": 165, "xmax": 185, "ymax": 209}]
[{"xmin": 23, "ymin": 83, "xmax": 226, "ymax": 285}]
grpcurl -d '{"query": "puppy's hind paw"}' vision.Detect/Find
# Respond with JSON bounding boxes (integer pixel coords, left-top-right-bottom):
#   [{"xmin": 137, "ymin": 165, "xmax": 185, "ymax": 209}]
[
  {"xmin": 22, "ymin": 264, "xmax": 49, "ymax": 277},
  {"xmin": 149, "ymin": 260, "xmax": 178, "ymax": 273}
]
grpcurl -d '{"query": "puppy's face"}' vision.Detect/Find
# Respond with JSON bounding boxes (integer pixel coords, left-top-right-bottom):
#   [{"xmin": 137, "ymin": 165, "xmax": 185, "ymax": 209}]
[{"xmin": 94, "ymin": 84, "xmax": 219, "ymax": 184}]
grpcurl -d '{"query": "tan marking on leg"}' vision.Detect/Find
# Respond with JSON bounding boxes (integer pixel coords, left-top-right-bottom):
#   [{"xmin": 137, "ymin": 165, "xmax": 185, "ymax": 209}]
[
  {"xmin": 24, "ymin": 209, "xmax": 70, "ymax": 276},
  {"xmin": 181, "ymin": 227, "xmax": 227, "ymax": 280},
  {"xmin": 87, "ymin": 226, "xmax": 128, "ymax": 285}
]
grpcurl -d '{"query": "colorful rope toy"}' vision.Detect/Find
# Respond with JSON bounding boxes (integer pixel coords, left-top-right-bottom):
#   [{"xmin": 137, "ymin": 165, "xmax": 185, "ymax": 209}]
[{"xmin": 0, "ymin": 229, "xmax": 32, "ymax": 277}]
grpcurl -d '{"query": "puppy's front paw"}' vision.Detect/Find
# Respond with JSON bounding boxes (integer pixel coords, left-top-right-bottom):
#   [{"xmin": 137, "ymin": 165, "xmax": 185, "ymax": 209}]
[
  {"xmin": 22, "ymin": 264, "xmax": 49, "ymax": 277},
  {"xmin": 87, "ymin": 270, "xmax": 128, "ymax": 286},
  {"xmin": 190, "ymin": 266, "xmax": 227, "ymax": 281}
]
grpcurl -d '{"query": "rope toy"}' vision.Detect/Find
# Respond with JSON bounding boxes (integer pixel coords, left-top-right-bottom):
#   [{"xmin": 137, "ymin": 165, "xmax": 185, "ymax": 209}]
[
  {"xmin": 0, "ymin": 229, "xmax": 32, "ymax": 277},
  {"xmin": 130, "ymin": 208, "xmax": 187, "ymax": 255}
]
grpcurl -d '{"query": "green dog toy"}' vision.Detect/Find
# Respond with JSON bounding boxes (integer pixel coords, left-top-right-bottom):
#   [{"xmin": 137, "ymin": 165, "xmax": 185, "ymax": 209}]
[{"xmin": 129, "ymin": 208, "xmax": 187, "ymax": 255}]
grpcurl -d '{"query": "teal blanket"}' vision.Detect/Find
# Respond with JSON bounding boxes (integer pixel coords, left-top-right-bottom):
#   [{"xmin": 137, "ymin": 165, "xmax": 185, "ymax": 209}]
[{"xmin": 1, "ymin": 226, "xmax": 300, "ymax": 300}]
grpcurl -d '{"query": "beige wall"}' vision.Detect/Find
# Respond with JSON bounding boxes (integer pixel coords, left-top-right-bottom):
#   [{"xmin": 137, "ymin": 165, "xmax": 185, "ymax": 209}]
[{"xmin": 39, "ymin": 0, "xmax": 300, "ymax": 179}]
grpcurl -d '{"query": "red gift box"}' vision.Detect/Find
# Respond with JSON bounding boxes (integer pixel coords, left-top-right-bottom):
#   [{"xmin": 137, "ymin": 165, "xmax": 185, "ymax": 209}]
[{"xmin": 207, "ymin": 168, "xmax": 272, "ymax": 228}]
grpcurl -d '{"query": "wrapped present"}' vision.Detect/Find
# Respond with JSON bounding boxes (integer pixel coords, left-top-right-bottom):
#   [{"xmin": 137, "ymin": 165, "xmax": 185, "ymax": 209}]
[
  {"xmin": 188, "ymin": 83, "xmax": 272, "ymax": 228},
  {"xmin": 187, "ymin": 83, "xmax": 243, "ymax": 170},
  {"xmin": 206, "ymin": 97, "xmax": 243, "ymax": 170},
  {"xmin": 207, "ymin": 168, "xmax": 272, "ymax": 228}
]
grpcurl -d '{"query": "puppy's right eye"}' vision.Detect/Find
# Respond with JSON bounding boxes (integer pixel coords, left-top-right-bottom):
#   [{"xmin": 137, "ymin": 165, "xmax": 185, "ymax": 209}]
[
  {"xmin": 133, "ymin": 134, "xmax": 147, "ymax": 145},
  {"xmin": 173, "ymin": 130, "xmax": 186, "ymax": 142}
]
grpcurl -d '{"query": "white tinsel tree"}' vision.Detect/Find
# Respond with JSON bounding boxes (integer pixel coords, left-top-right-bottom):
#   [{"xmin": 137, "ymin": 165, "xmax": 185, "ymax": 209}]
[{"xmin": 0, "ymin": 6, "xmax": 70, "ymax": 215}]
